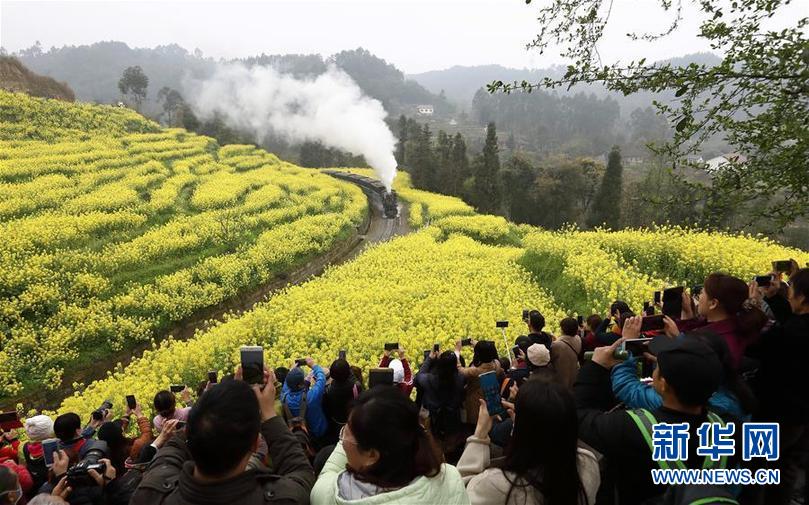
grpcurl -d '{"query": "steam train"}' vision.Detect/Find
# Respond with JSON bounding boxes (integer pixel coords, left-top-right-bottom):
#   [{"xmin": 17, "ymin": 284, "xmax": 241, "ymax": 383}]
[{"xmin": 323, "ymin": 170, "xmax": 399, "ymax": 219}]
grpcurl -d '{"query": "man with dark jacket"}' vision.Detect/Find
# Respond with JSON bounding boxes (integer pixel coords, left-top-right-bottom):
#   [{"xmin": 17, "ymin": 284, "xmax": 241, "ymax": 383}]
[
  {"xmin": 575, "ymin": 318, "xmax": 739, "ymax": 505},
  {"xmin": 131, "ymin": 370, "xmax": 314, "ymax": 505}
]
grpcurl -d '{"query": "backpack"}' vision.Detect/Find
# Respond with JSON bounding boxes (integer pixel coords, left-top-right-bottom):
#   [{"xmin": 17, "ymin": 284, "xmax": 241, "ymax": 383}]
[
  {"xmin": 627, "ymin": 408, "xmax": 740, "ymax": 505},
  {"xmin": 281, "ymin": 390, "xmax": 317, "ymax": 459},
  {"xmin": 22, "ymin": 442, "xmax": 48, "ymax": 495}
]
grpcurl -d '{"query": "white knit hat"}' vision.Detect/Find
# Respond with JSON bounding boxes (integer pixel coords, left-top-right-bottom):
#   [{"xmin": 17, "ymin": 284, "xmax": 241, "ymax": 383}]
[
  {"xmin": 389, "ymin": 359, "xmax": 405, "ymax": 383},
  {"xmin": 527, "ymin": 344, "xmax": 551, "ymax": 367},
  {"xmin": 25, "ymin": 414, "xmax": 54, "ymax": 442}
]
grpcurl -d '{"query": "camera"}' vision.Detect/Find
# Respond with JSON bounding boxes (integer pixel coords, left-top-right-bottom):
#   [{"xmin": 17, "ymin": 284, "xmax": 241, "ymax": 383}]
[
  {"xmin": 67, "ymin": 440, "xmax": 109, "ymax": 487},
  {"xmin": 92, "ymin": 400, "xmax": 112, "ymax": 421}
]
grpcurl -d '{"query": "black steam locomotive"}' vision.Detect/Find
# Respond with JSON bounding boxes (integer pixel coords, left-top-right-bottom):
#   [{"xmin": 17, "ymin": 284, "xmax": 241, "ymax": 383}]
[{"xmin": 323, "ymin": 170, "xmax": 398, "ymax": 219}]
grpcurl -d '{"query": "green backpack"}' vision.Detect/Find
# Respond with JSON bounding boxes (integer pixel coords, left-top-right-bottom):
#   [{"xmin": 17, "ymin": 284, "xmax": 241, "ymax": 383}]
[{"xmin": 627, "ymin": 409, "xmax": 740, "ymax": 505}]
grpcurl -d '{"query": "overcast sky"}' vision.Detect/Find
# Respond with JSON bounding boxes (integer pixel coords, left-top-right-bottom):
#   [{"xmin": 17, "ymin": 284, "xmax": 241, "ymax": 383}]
[{"xmin": 0, "ymin": 0, "xmax": 804, "ymax": 74}]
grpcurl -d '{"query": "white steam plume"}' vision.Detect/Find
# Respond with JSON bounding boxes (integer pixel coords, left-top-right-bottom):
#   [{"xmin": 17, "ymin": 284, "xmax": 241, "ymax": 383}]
[{"xmin": 185, "ymin": 63, "xmax": 398, "ymax": 190}]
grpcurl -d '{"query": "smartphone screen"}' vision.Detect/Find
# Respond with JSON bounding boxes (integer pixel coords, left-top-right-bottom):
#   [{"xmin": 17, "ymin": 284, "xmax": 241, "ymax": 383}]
[
  {"xmin": 423, "ymin": 350, "xmax": 430, "ymax": 360},
  {"xmin": 480, "ymin": 371, "xmax": 506, "ymax": 416},
  {"xmin": 338, "ymin": 350, "xmax": 347, "ymax": 360},
  {"xmin": 368, "ymin": 368, "xmax": 394, "ymax": 388},
  {"xmin": 577, "ymin": 315, "xmax": 583, "ymax": 326},
  {"xmin": 622, "ymin": 337, "xmax": 654, "ymax": 356},
  {"xmin": 511, "ymin": 345, "xmax": 521, "ymax": 358},
  {"xmin": 207, "ymin": 371, "xmax": 218, "ymax": 384},
  {"xmin": 461, "ymin": 338, "xmax": 472, "ymax": 346},
  {"xmin": 640, "ymin": 315, "xmax": 665, "ymax": 332},
  {"xmin": 240, "ymin": 345, "xmax": 264, "ymax": 385},
  {"xmin": 42, "ymin": 439, "xmax": 59, "ymax": 467},
  {"xmin": 522, "ymin": 309, "xmax": 529, "ymax": 321},
  {"xmin": 126, "ymin": 395, "xmax": 136, "ymax": 410},
  {"xmin": 170, "ymin": 384, "xmax": 185, "ymax": 393},
  {"xmin": 295, "ymin": 358, "xmax": 307, "ymax": 367},
  {"xmin": 653, "ymin": 291, "xmax": 661, "ymax": 304},
  {"xmin": 384, "ymin": 342, "xmax": 399, "ymax": 351},
  {"xmin": 773, "ymin": 260, "xmax": 791, "ymax": 273},
  {"xmin": 662, "ymin": 287, "xmax": 684, "ymax": 319},
  {"xmin": 496, "ymin": 320, "xmax": 509, "ymax": 328},
  {"xmin": 755, "ymin": 275, "xmax": 773, "ymax": 287},
  {"xmin": 433, "ymin": 343, "xmax": 439, "ymax": 352}
]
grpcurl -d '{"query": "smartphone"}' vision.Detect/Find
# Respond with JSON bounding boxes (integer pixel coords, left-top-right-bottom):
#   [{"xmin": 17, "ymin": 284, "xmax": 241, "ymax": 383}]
[
  {"xmin": 511, "ymin": 345, "xmax": 521, "ymax": 358},
  {"xmin": 622, "ymin": 337, "xmax": 654, "ymax": 356},
  {"xmin": 170, "ymin": 384, "xmax": 185, "ymax": 393},
  {"xmin": 126, "ymin": 395, "xmax": 137, "ymax": 410},
  {"xmin": 522, "ymin": 309, "xmax": 530, "ymax": 321},
  {"xmin": 368, "ymin": 367, "xmax": 394, "ymax": 388},
  {"xmin": 461, "ymin": 338, "xmax": 472, "ymax": 346},
  {"xmin": 240, "ymin": 345, "xmax": 264, "ymax": 385},
  {"xmin": 433, "ymin": 343, "xmax": 439, "ymax": 352},
  {"xmin": 773, "ymin": 260, "xmax": 792, "ymax": 273},
  {"xmin": 479, "ymin": 371, "xmax": 506, "ymax": 416},
  {"xmin": 175, "ymin": 421, "xmax": 187, "ymax": 430},
  {"xmin": 653, "ymin": 291, "xmax": 661, "ymax": 304},
  {"xmin": 640, "ymin": 314, "xmax": 665, "ymax": 332},
  {"xmin": 692, "ymin": 285, "xmax": 703, "ymax": 298},
  {"xmin": 91, "ymin": 410, "xmax": 103, "ymax": 421},
  {"xmin": 423, "ymin": 350, "xmax": 430, "ymax": 360},
  {"xmin": 384, "ymin": 342, "xmax": 399, "ymax": 351},
  {"xmin": 662, "ymin": 287, "xmax": 684, "ymax": 319},
  {"xmin": 295, "ymin": 358, "xmax": 307, "ymax": 367},
  {"xmin": 577, "ymin": 315, "xmax": 584, "ymax": 326},
  {"xmin": 338, "ymin": 349, "xmax": 347, "ymax": 360},
  {"xmin": 496, "ymin": 320, "xmax": 509, "ymax": 328},
  {"xmin": 755, "ymin": 275, "xmax": 773, "ymax": 287},
  {"xmin": 207, "ymin": 371, "xmax": 218, "ymax": 384},
  {"xmin": 42, "ymin": 439, "xmax": 59, "ymax": 467},
  {"xmin": 0, "ymin": 411, "xmax": 22, "ymax": 431},
  {"xmin": 643, "ymin": 301, "xmax": 654, "ymax": 316}
]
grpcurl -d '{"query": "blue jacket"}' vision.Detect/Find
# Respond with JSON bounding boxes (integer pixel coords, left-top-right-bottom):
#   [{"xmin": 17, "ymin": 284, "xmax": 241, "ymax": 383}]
[
  {"xmin": 281, "ymin": 365, "xmax": 328, "ymax": 439},
  {"xmin": 610, "ymin": 355, "xmax": 746, "ymax": 420}
]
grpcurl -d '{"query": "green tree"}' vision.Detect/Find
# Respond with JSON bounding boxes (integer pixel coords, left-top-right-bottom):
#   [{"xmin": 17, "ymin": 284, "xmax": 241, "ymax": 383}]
[
  {"xmin": 117, "ymin": 65, "xmax": 149, "ymax": 111},
  {"xmin": 493, "ymin": 0, "xmax": 809, "ymax": 226},
  {"xmin": 450, "ymin": 133, "xmax": 470, "ymax": 197},
  {"xmin": 500, "ymin": 153, "xmax": 538, "ymax": 223},
  {"xmin": 587, "ymin": 146, "xmax": 623, "ymax": 229},
  {"xmin": 409, "ymin": 125, "xmax": 435, "ymax": 190},
  {"xmin": 156, "ymin": 87, "xmax": 185, "ymax": 126},
  {"xmin": 472, "ymin": 122, "xmax": 502, "ymax": 214},
  {"xmin": 434, "ymin": 130, "xmax": 453, "ymax": 192}
]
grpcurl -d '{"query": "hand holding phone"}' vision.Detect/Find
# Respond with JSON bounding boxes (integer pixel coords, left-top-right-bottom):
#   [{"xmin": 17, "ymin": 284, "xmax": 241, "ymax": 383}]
[
  {"xmin": 126, "ymin": 395, "xmax": 137, "ymax": 410},
  {"xmin": 479, "ymin": 371, "xmax": 506, "ymax": 417},
  {"xmin": 461, "ymin": 338, "xmax": 472, "ymax": 347}
]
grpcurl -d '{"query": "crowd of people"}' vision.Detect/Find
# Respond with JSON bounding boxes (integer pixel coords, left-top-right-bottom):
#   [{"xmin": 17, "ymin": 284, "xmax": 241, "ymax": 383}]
[{"xmin": 0, "ymin": 264, "xmax": 806, "ymax": 505}]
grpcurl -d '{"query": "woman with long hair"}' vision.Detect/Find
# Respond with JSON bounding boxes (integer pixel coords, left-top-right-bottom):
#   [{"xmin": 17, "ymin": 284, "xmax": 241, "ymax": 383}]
[
  {"xmin": 680, "ymin": 272, "xmax": 767, "ymax": 367},
  {"xmin": 415, "ymin": 350, "xmax": 467, "ymax": 461},
  {"xmin": 458, "ymin": 380, "xmax": 598, "ymax": 505},
  {"xmin": 458, "ymin": 340, "xmax": 503, "ymax": 425},
  {"xmin": 310, "ymin": 385, "xmax": 469, "ymax": 505}
]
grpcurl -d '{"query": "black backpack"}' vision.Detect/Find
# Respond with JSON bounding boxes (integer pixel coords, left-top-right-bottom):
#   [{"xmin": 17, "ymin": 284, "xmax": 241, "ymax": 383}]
[
  {"xmin": 627, "ymin": 408, "xmax": 739, "ymax": 505},
  {"xmin": 22, "ymin": 442, "xmax": 48, "ymax": 495}
]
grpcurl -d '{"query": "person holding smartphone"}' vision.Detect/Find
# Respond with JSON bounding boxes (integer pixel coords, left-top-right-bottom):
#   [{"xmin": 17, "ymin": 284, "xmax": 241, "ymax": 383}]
[
  {"xmin": 131, "ymin": 368, "xmax": 315, "ymax": 505},
  {"xmin": 458, "ymin": 340, "xmax": 503, "ymax": 426},
  {"xmin": 457, "ymin": 380, "xmax": 600, "ymax": 505},
  {"xmin": 414, "ymin": 350, "xmax": 466, "ymax": 463},
  {"xmin": 378, "ymin": 348, "xmax": 413, "ymax": 396},
  {"xmin": 96, "ymin": 399, "xmax": 153, "ymax": 476},
  {"xmin": 280, "ymin": 357, "xmax": 328, "ymax": 446},
  {"xmin": 152, "ymin": 387, "xmax": 193, "ymax": 433}
]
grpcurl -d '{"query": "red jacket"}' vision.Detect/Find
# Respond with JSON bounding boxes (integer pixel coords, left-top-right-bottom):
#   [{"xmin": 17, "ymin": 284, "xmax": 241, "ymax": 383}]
[{"xmin": 378, "ymin": 355, "xmax": 413, "ymax": 395}]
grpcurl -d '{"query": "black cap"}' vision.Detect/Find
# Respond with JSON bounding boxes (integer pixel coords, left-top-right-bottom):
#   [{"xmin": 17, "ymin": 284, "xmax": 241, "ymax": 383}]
[{"xmin": 649, "ymin": 336, "xmax": 722, "ymax": 407}]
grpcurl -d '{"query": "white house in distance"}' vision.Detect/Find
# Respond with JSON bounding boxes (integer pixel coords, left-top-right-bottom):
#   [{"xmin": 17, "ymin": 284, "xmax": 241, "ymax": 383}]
[
  {"xmin": 706, "ymin": 152, "xmax": 747, "ymax": 172},
  {"xmin": 416, "ymin": 104, "xmax": 434, "ymax": 116}
]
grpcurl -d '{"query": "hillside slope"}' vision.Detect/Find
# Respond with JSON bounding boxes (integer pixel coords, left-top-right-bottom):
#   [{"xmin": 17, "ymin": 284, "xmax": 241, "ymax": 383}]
[{"xmin": 0, "ymin": 56, "xmax": 75, "ymax": 101}]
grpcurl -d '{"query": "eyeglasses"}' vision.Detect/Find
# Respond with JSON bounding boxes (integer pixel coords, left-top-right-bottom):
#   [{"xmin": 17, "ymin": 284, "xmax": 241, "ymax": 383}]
[{"xmin": 339, "ymin": 426, "xmax": 358, "ymax": 447}]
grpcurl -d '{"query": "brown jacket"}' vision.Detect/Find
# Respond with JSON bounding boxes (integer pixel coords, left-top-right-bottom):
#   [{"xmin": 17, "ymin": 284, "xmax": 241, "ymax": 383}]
[
  {"xmin": 550, "ymin": 335, "xmax": 582, "ymax": 389},
  {"xmin": 129, "ymin": 415, "xmax": 153, "ymax": 460},
  {"xmin": 131, "ymin": 416, "xmax": 314, "ymax": 505}
]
